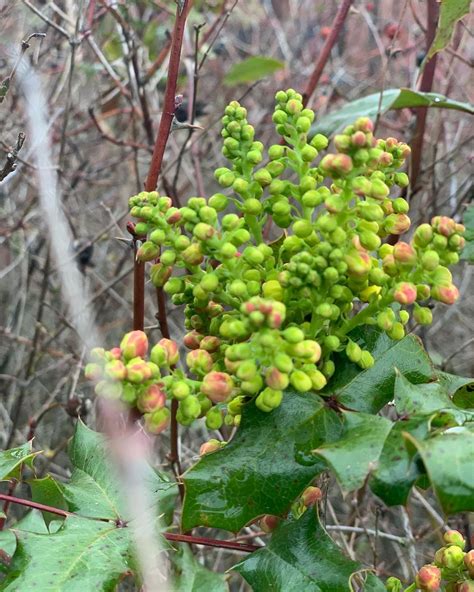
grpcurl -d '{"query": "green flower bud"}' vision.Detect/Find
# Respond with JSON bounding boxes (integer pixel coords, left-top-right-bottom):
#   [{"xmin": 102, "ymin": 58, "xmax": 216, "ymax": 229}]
[
  {"xmin": 388, "ymin": 322, "xmax": 405, "ymax": 340},
  {"xmin": 421, "ymin": 250, "xmax": 440, "ymax": 271},
  {"xmin": 413, "ymin": 305, "xmax": 432, "ymax": 325},
  {"xmin": 170, "ymin": 381, "xmax": 191, "ymax": 401},
  {"xmin": 322, "ymin": 359, "xmax": 335, "ymax": 378},
  {"xmin": 136, "ymin": 241, "xmax": 159, "ymax": 262},
  {"xmin": 242, "ymin": 198, "xmax": 262, "ymax": 215},
  {"xmin": 394, "ymin": 172, "xmax": 409, "ymax": 187},
  {"xmin": 144, "ymin": 407, "xmax": 170, "ymax": 435},
  {"xmin": 383, "ymin": 213, "xmax": 411, "ymax": 235},
  {"xmin": 256, "ymin": 387, "xmax": 283, "ymax": 411},
  {"xmin": 443, "ymin": 529, "xmax": 465, "ymax": 549},
  {"xmin": 392, "ymin": 197, "xmax": 409, "ymax": 214},
  {"xmin": 206, "ymin": 407, "xmax": 223, "ymax": 430},
  {"xmin": 385, "ymin": 577, "xmax": 403, "ymax": 592},
  {"xmin": 283, "ymin": 326, "xmax": 305, "ymax": 343},
  {"xmin": 310, "ymin": 133, "xmax": 328, "ymax": 150},
  {"xmin": 218, "ymin": 171, "xmax": 235, "ymax": 187},
  {"xmin": 346, "ymin": 340, "xmax": 362, "ymax": 363},
  {"xmin": 84, "ymin": 363, "xmax": 103, "ymax": 381},
  {"xmin": 134, "ymin": 222, "xmax": 149, "ymax": 236},
  {"xmin": 272, "ymin": 109, "xmax": 288, "ymax": 124},
  {"xmin": 359, "ymin": 350, "xmax": 374, "ymax": 369},
  {"xmin": 440, "ymin": 545, "xmax": 465, "ymax": 569},
  {"xmin": 290, "ymin": 369, "xmax": 312, "ymax": 392},
  {"xmin": 268, "ymin": 144, "xmax": 285, "ymax": 160},
  {"xmin": 307, "ymin": 368, "xmax": 327, "ymax": 390},
  {"xmin": 296, "ymin": 116, "xmax": 311, "ymax": 133},
  {"xmin": 253, "ymin": 168, "xmax": 273, "ymax": 186},
  {"xmin": 179, "ymin": 395, "xmax": 201, "ymax": 420}
]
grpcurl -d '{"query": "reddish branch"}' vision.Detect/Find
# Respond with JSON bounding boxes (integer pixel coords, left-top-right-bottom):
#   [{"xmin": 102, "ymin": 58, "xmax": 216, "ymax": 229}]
[
  {"xmin": 133, "ymin": 0, "xmax": 192, "ymax": 332},
  {"xmin": 409, "ymin": 0, "xmax": 439, "ymax": 193},
  {"xmin": 302, "ymin": 0, "xmax": 354, "ymax": 107},
  {"xmin": 0, "ymin": 493, "xmax": 260, "ymax": 553}
]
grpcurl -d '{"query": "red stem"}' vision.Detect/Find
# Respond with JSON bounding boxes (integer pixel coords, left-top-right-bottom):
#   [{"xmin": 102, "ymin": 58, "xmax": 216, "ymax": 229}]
[
  {"xmin": 0, "ymin": 493, "xmax": 260, "ymax": 553},
  {"xmin": 409, "ymin": 0, "xmax": 439, "ymax": 192},
  {"xmin": 133, "ymin": 1, "xmax": 192, "ymax": 331},
  {"xmin": 302, "ymin": 0, "xmax": 353, "ymax": 107}
]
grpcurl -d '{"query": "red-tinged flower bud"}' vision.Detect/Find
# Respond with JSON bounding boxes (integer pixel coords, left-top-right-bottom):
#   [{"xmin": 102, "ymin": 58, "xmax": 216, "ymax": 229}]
[
  {"xmin": 319, "ymin": 154, "xmax": 353, "ymax": 176},
  {"xmin": 85, "ymin": 363, "xmax": 102, "ymax": 381},
  {"xmin": 201, "ymin": 371, "xmax": 234, "ymax": 403},
  {"xmin": 186, "ymin": 349, "xmax": 213, "ymax": 375},
  {"xmin": 137, "ymin": 384, "xmax": 166, "ymax": 413},
  {"xmin": 354, "ymin": 116, "xmax": 374, "ymax": 133},
  {"xmin": 290, "ymin": 369, "xmax": 312, "ymax": 392},
  {"xmin": 136, "ymin": 241, "xmax": 160, "ymax": 262},
  {"xmin": 345, "ymin": 249, "xmax": 371, "ymax": 277},
  {"xmin": 183, "ymin": 331, "xmax": 203, "ymax": 350},
  {"xmin": 182, "ymin": 243, "xmax": 204, "ymax": 266},
  {"xmin": 126, "ymin": 358, "xmax": 152, "ymax": 384},
  {"xmin": 144, "ymin": 407, "xmax": 170, "ymax": 435},
  {"xmin": 259, "ymin": 514, "xmax": 280, "ymax": 533},
  {"xmin": 384, "ymin": 213, "xmax": 411, "ymax": 235},
  {"xmin": 301, "ymin": 486, "xmax": 322, "ymax": 507},
  {"xmin": 199, "ymin": 438, "xmax": 222, "ymax": 455},
  {"xmin": 379, "ymin": 151, "xmax": 393, "ymax": 166},
  {"xmin": 265, "ymin": 367, "xmax": 289, "ymax": 390},
  {"xmin": 104, "ymin": 360, "xmax": 127, "ymax": 381},
  {"xmin": 109, "ymin": 347, "xmax": 122, "ymax": 360},
  {"xmin": 95, "ymin": 380, "xmax": 123, "ymax": 399},
  {"xmin": 434, "ymin": 216, "xmax": 456, "ymax": 237},
  {"xmin": 464, "ymin": 550, "xmax": 474, "ymax": 577},
  {"xmin": 200, "ymin": 335, "xmax": 221, "ymax": 353},
  {"xmin": 351, "ymin": 130, "xmax": 367, "ymax": 147},
  {"xmin": 159, "ymin": 196, "xmax": 172, "ymax": 211},
  {"xmin": 165, "ymin": 207, "xmax": 182, "ymax": 224},
  {"xmin": 352, "ymin": 176, "xmax": 372, "ymax": 196},
  {"xmin": 393, "ymin": 282, "xmax": 417, "ymax": 305},
  {"xmin": 393, "ymin": 241, "xmax": 417, "ymax": 266},
  {"xmin": 120, "ymin": 331, "xmax": 149, "ymax": 360},
  {"xmin": 444, "ymin": 529, "xmax": 466, "ymax": 549},
  {"xmin": 334, "ymin": 134, "xmax": 351, "ymax": 152},
  {"xmin": 415, "ymin": 565, "xmax": 442, "ymax": 591},
  {"xmin": 431, "ymin": 284, "xmax": 459, "ymax": 305},
  {"xmin": 382, "ymin": 254, "xmax": 398, "ymax": 276},
  {"xmin": 158, "ymin": 338, "xmax": 179, "ymax": 365},
  {"xmin": 417, "ymin": 284, "xmax": 431, "ymax": 300},
  {"xmin": 449, "ymin": 234, "xmax": 465, "ymax": 250}
]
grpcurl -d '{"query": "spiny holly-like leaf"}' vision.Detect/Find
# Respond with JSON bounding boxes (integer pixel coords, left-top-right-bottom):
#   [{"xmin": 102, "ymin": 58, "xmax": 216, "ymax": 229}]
[
  {"xmin": 2, "ymin": 516, "xmax": 134, "ymax": 592},
  {"xmin": 404, "ymin": 428, "xmax": 474, "ymax": 514},
  {"xmin": 0, "ymin": 442, "xmax": 38, "ymax": 481},
  {"xmin": 425, "ymin": 0, "xmax": 471, "ymax": 63},
  {"xmin": 394, "ymin": 371, "xmax": 456, "ymax": 416},
  {"xmin": 234, "ymin": 509, "xmax": 382, "ymax": 591},
  {"xmin": 224, "ymin": 56, "xmax": 284, "ymax": 86},
  {"xmin": 326, "ymin": 327, "xmax": 434, "ymax": 413},
  {"xmin": 370, "ymin": 416, "xmax": 430, "ymax": 506},
  {"xmin": 313, "ymin": 88, "xmax": 473, "ymax": 136},
  {"xmin": 437, "ymin": 371, "xmax": 474, "ymax": 398},
  {"xmin": 314, "ymin": 411, "xmax": 392, "ymax": 492},
  {"xmin": 64, "ymin": 421, "xmax": 177, "ymax": 521},
  {"xmin": 0, "ymin": 510, "xmax": 48, "ymax": 574},
  {"xmin": 28, "ymin": 476, "xmax": 67, "ymax": 526},
  {"xmin": 182, "ymin": 390, "xmax": 343, "ymax": 532},
  {"xmin": 171, "ymin": 544, "xmax": 228, "ymax": 592}
]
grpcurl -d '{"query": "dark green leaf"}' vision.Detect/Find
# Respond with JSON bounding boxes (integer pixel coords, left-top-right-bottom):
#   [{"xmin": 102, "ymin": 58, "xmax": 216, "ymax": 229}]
[
  {"xmin": 28, "ymin": 476, "xmax": 67, "ymax": 526},
  {"xmin": 182, "ymin": 390, "xmax": 343, "ymax": 531},
  {"xmin": 0, "ymin": 442, "xmax": 38, "ymax": 481},
  {"xmin": 394, "ymin": 371, "xmax": 455, "ymax": 416},
  {"xmin": 171, "ymin": 544, "xmax": 228, "ymax": 592},
  {"xmin": 224, "ymin": 56, "xmax": 284, "ymax": 86},
  {"xmin": 314, "ymin": 88, "xmax": 473, "ymax": 136},
  {"xmin": 234, "ymin": 509, "xmax": 380, "ymax": 592},
  {"xmin": 2, "ymin": 516, "xmax": 133, "ymax": 591},
  {"xmin": 404, "ymin": 428, "xmax": 474, "ymax": 514},
  {"xmin": 370, "ymin": 416, "xmax": 430, "ymax": 506},
  {"xmin": 437, "ymin": 371, "xmax": 474, "ymax": 398},
  {"xmin": 0, "ymin": 511, "xmax": 48, "ymax": 573},
  {"xmin": 425, "ymin": 0, "xmax": 471, "ymax": 62},
  {"xmin": 314, "ymin": 411, "xmax": 392, "ymax": 491},
  {"xmin": 64, "ymin": 421, "xmax": 177, "ymax": 521},
  {"xmin": 326, "ymin": 327, "xmax": 434, "ymax": 413}
]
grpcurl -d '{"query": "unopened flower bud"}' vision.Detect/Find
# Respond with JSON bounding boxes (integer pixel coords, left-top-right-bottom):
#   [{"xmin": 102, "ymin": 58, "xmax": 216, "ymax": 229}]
[
  {"xmin": 201, "ymin": 371, "xmax": 234, "ymax": 403},
  {"xmin": 259, "ymin": 514, "xmax": 280, "ymax": 533},
  {"xmin": 179, "ymin": 395, "xmax": 201, "ymax": 420},
  {"xmin": 464, "ymin": 550, "xmax": 474, "ymax": 577},
  {"xmin": 144, "ymin": 407, "xmax": 170, "ymax": 435},
  {"xmin": 199, "ymin": 438, "xmax": 222, "ymax": 455},
  {"xmin": 137, "ymin": 384, "xmax": 166, "ymax": 413},
  {"xmin": 84, "ymin": 363, "xmax": 103, "ymax": 381},
  {"xmin": 186, "ymin": 349, "xmax": 213, "ymax": 375},
  {"xmin": 388, "ymin": 322, "xmax": 405, "ymax": 340},
  {"xmin": 393, "ymin": 242, "xmax": 417, "ymax": 266},
  {"xmin": 104, "ymin": 360, "xmax": 127, "ymax": 381},
  {"xmin": 421, "ymin": 250, "xmax": 440, "ymax": 271},
  {"xmin": 95, "ymin": 380, "xmax": 123, "ymax": 399},
  {"xmin": 415, "ymin": 565, "xmax": 441, "ymax": 591},
  {"xmin": 443, "ymin": 529, "xmax": 465, "ymax": 549},
  {"xmin": 457, "ymin": 582, "xmax": 474, "ymax": 592},
  {"xmin": 345, "ymin": 249, "xmax": 371, "ymax": 277},
  {"xmin": 301, "ymin": 486, "xmax": 322, "ymax": 507},
  {"xmin": 441, "ymin": 545, "xmax": 465, "ymax": 569},
  {"xmin": 126, "ymin": 358, "xmax": 152, "ymax": 383},
  {"xmin": 183, "ymin": 331, "xmax": 203, "ymax": 350},
  {"xmin": 120, "ymin": 331, "xmax": 148, "ymax": 361},
  {"xmin": 170, "ymin": 381, "xmax": 191, "ymax": 401},
  {"xmin": 290, "ymin": 369, "xmax": 312, "ymax": 392},
  {"xmin": 137, "ymin": 241, "xmax": 160, "ymax": 262},
  {"xmin": 292, "ymin": 340, "xmax": 322, "ymax": 363},
  {"xmin": 369, "ymin": 178, "xmax": 390, "ymax": 199},
  {"xmin": 385, "ymin": 577, "xmax": 402, "ymax": 592},
  {"xmin": 346, "ymin": 340, "xmax": 362, "ymax": 363},
  {"xmin": 265, "ymin": 367, "xmax": 289, "ymax": 390},
  {"xmin": 431, "ymin": 284, "xmax": 459, "ymax": 305},
  {"xmin": 384, "ymin": 213, "xmax": 411, "ymax": 235}
]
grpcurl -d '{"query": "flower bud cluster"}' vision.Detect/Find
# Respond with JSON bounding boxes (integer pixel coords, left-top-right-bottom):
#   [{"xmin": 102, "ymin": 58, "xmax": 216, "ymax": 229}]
[
  {"xmin": 95, "ymin": 88, "xmax": 464, "ymax": 434},
  {"xmin": 386, "ymin": 530, "xmax": 474, "ymax": 591}
]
